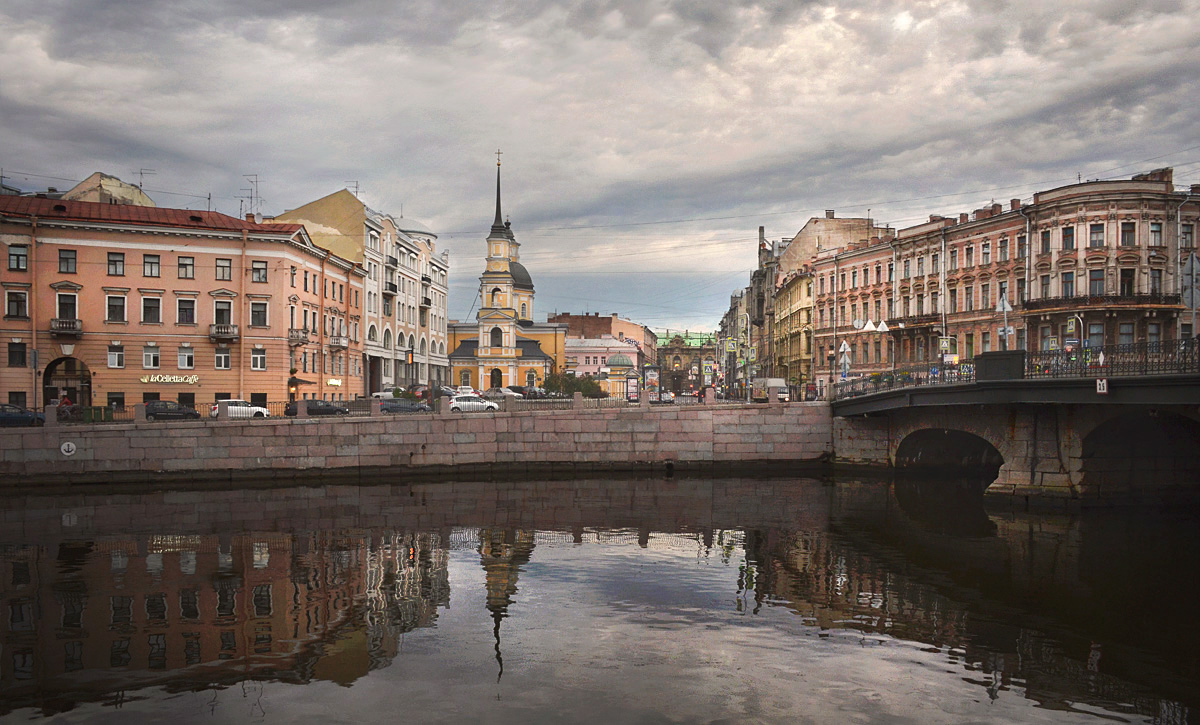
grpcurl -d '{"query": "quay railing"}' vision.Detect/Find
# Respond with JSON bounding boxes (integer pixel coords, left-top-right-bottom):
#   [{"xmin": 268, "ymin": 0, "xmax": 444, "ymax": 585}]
[{"xmin": 833, "ymin": 361, "xmax": 976, "ymax": 400}]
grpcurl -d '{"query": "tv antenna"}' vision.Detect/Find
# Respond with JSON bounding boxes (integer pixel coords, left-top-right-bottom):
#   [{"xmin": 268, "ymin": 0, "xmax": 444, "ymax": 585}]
[
  {"xmin": 239, "ymin": 174, "xmax": 263, "ymax": 216},
  {"xmin": 345, "ymin": 180, "xmax": 360, "ymax": 197},
  {"xmin": 136, "ymin": 168, "xmax": 157, "ymax": 188}
]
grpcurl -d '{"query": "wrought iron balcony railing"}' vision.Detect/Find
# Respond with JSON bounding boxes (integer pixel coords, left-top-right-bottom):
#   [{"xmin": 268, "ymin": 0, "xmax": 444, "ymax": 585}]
[{"xmin": 1023, "ymin": 293, "xmax": 1181, "ymax": 311}]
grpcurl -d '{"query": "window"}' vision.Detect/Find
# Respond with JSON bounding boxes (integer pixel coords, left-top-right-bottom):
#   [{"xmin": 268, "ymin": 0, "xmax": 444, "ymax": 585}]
[
  {"xmin": 851, "ymin": 270, "xmax": 858, "ymax": 287},
  {"xmin": 1017, "ymin": 278, "xmax": 1026, "ymax": 303},
  {"xmin": 1183, "ymin": 223, "xmax": 1195, "ymax": 248},
  {"xmin": 982, "ymin": 243, "xmax": 991, "ymax": 265},
  {"xmin": 1150, "ymin": 222, "xmax": 1162, "ymax": 246},
  {"xmin": 887, "ymin": 262, "xmax": 894, "ymax": 281},
  {"xmin": 981, "ymin": 283, "xmax": 990, "ymax": 308},
  {"xmin": 1063, "ymin": 226, "xmax": 1075, "ymax": 250},
  {"xmin": 1088, "ymin": 323, "xmax": 1104, "ymax": 349},
  {"xmin": 57, "ymin": 293, "xmax": 77, "ymax": 320},
  {"xmin": 303, "ymin": 271, "xmax": 309, "ymax": 291},
  {"xmin": 108, "ymin": 252, "xmax": 125, "ymax": 275},
  {"xmin": 216, "ymin": 258, "xmax": 232, "ymax": 281},
  {"xmin": 818, "ymin": 277, "xmax": 825, "ymax": 294},
  {"xmin": 998, "ymin": 281, "xmax": 1008, "ymax": 304},
  {"xmin": 903, "ymin": 260, "xmax": 910, "ymax": 279},
  {"xmin": 1150, "ymin": 268, "xmax": 1162, "ymax": 295},
  {"xmin": 290, "ymin": 267, "xmax": 296, "ymax": 287},
  {"xmin": 916, "ymin": 258, "xmax": 924, "ymax": 276},
  {"xmin": 965, "ymin": 246, "xmax": 974, "ymax": 267},
  {"xmin": 108, "ymin": 345, "xmax": 124, "ymax": 368},
  {"xmin": 1061, "ymin": 272, "xmax": 1074, "ymax": 297},
  {"xmin": 965, "ymin": 286, "xmax": 974, "ymax": 312},
  {"xmin": 1040, "ymin": 230, "xmax": 1052, "ymax": 254},
  {"xmin": 177, "ymin": 298, "xmax": 195, "ymax": 324},
  {"xmin": 1148, "ymin": 322, "xmax": 1161, "ymax": 348},
  {"xmin": 178, "ymin": 256, "xmax": 195, "ymax": 279},
  {"xmin": 107, "ymin": 295, "xmax": 126, "ymax": 322},
  {"xmin": 57, "ymin": 249, "xmax": 76, "ymax": 273},
  {"xmin": 142, "ymin": 297, "xmax": 161, "ymax": 324},
  {"xmin": 1119, "ymin": 268, "xmax": 1135, "ymax": 296},
  {"xmin": 1120, "ymin": 221, "xmax": 1136, "ymax": 247},
  {"xmin": 6, "ymin": 291, "xmax": 28, "ymax": 318},
  {"xmin": 143, "ymin": 254, "xmax": 160, "ymax": 277},
  {"xmin": 215, "ymin": 348, "xmax": 231, "ymax": 370},
  {"xmin": 214, "ymin": 300, "xmax": 232, "ymax": 325},
  {"xmin": 1089, "ymin": 269, "xmax": 1105, "ymax": 295},
  {"xmin": 1040, "ymin": 275, "xmax": 1050, "ymax": 298},
  {"xmin": 949, "ymin": 249, "xmax": 958, "ymax": 269},
  {"xmin": 931, "ymin": 253, "xmax": 939, "ymax": 272},
  {"xmin": 999, "ymin": 239, "xmax": 1009, "ymax": 262},
  {"xmin": 251, "ymin": 348, "xmax": 266, "ymax": 370},
  {"xmin": 8, "ymin": 342, "xmax": 26, "ymax": 368},
  {"xmin": 8, "ymin": 245, "xmax": 28, "ymax": 271},
  {"xmin": 143, "ymin": 346, "xmax": 160, "ymax": 369},
  {"xmin": 949, "ymin": 289, "xmax": 958, "ymax": 314},
  {"xmin": 178, "ymin": 347, "xmax": 194, "ymax": 369},
  {"xmin": 252, "ymin": 260, "xmax": 268, "ymax": 283},
  {"xmin": 1089, "ymin": 224, "xmax": 1105, "ymax": 248},
  {"xmin": 249, "ymin": 302, "xmax": 268, "ymax": 327},
  {"xmin": 982, "ymin": 332, "xmax": 991, "ymax": 353},
  {"xmin": 1118, "ymin": 322, "xmax": 1134, "ymax": 345}
]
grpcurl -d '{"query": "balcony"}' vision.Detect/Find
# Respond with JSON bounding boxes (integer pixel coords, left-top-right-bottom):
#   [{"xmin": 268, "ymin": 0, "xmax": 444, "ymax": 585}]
[
  {"xmin": 288, "ymin": 328, "xmax": 310, "ymax": 346},
  {"xmin": 386, "ymin": 255, "xmax": 399, "ymax": 269},
  {"xmin": 383, "ymin": 281, "xmax": 398, "ymax": 296},
  {"xmin": 420, "ymin": 296, "xmax": 432, "ymax": 308},
  {"xmin": 50, "ymin": 318, "xmax": 82, "ymax": 337},
  {"xmin": 208, "ymin": 323, "xmax": 240, "ymax": 342},
  {"xmin": 328, "ymin": 335, "xmax": 349, "ymax": 350},
  {"xmin": 421, "ymin": 274, "xmax": 432, "ymax": 284},
  {"xmin": 1023, "ymin": 293, "xmax": 1181, "ymax": 312},
  {"xmin": 886, "ymin": 313, "xmax": 940, "ymax": 331}
]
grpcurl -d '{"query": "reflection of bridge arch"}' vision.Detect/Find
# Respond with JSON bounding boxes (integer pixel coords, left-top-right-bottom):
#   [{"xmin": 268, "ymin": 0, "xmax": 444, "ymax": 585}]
[
  {"xmin": 1080, "ymin": 412, "xmax": 1200, "ymax": 494},
  {"xmin": 894, "ymin": 429, "xmax": 1003, "ymax": 481}
]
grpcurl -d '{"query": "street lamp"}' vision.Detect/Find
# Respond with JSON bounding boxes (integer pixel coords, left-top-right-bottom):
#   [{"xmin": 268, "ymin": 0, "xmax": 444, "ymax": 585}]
[
  {"xmin": 741, "ymin": 312, "xmax": 751, "ymax": 403},
  {"xmin": 826, "ymin": 350, "xmax": 836, "ymax": 400}
]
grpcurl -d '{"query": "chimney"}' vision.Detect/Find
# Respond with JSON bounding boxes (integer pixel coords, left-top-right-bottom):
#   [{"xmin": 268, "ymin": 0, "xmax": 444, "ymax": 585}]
[
  {"xmin": 959, "ymin": 213, "xmax": 969, "ymax": 224},
  {"xmin": 1010, "ymin": 199, "xmax": 1021, "ymax": 211},
  {"xmin": 1191, "ymin": 184, "xmax": 1200, "ymax": 194},
  {"xmin": 246, "ymin": 213, "xmax": 255, "ymax": 222},
  {"xmin": 825, "ymin": 210, "xmax": 835, "ymax": 219},
  {"xmin": 991, "ymin": 203, "xmax": 1003, "ymax": 216}
]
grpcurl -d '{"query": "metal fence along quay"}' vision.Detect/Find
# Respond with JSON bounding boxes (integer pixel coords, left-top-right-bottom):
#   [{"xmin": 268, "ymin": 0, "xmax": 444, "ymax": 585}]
[{"xmin": 833, "ymin": 339, "xmax": 1200, "ymax": 400}]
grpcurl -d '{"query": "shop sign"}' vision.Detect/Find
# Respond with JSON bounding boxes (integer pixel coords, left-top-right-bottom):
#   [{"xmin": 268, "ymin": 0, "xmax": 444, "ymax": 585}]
[
  {"xmin": 140, "ymin": 374, "xmax": 199, "ymax": 384},
  {"xmin": 327, "ymin": 378, "xmax": 342, "ymax": 386}
]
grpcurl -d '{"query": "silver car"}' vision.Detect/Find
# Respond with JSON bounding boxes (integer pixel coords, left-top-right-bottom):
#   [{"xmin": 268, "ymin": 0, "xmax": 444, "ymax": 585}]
[
  {"xmin": 208, "ymin": 399, "xmax": 271, "ymax": 418},
  {"xmin": 449, "ymin": 394, "xmax": 498, "ymax": 412}
]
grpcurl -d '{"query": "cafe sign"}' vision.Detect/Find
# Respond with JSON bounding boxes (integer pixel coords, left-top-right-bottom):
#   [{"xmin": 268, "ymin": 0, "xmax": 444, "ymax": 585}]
[{"xmin": 140, "ymin": 374, "xmax": 199, "ymax": 384}]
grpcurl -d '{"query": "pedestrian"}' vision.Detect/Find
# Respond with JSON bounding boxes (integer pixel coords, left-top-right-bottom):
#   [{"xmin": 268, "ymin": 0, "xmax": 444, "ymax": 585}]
[{"xmin": 59, "ymin": 393, "xmax": 72, "ymax": 407}]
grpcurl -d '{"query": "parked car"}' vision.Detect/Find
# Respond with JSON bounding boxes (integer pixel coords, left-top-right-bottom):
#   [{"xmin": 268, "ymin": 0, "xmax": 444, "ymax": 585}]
[
  {"xmin": 449, "ymin": 395, "xmax": 499, "ymax": 412},
  {"xmin": 380, "ymin": 399, "xmax": 431, "ymax": 414},
  {"xmin": 456, "ymin": 386, "xmax": 480, "ymax": 396},
  {"xmin": 659, "ymin": 391, "xmax": 675, "ymax": 403},
  {"xmin": 483, "ymin": 387, "xmax": 523, "ymax": 400},
  {"xmin": 209, "ymin": 399, "xmax": 271, "ymax": 418},
  {"xmin": 144, "ymin": 400, "xmax": 201, "ymax": 421},
  {"xmin": 284, "ymin": 399, "xmax": 349, "ymax": 416},
  {"xmin": 0, "ymin": 403, "xmax": 44, "ymax": 427}
]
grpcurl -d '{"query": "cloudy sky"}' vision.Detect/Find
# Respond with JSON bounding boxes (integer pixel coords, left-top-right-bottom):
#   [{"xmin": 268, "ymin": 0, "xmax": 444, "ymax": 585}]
[{"xmin": 3, "ymin": 0, "xmax": 1199, "ymax": 331}]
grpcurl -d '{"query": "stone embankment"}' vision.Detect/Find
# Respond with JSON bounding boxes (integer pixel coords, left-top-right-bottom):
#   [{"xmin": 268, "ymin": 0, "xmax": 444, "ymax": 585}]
[{"xmin": 0, "ymin": 402, "xmax": 833, "ymax": 486}]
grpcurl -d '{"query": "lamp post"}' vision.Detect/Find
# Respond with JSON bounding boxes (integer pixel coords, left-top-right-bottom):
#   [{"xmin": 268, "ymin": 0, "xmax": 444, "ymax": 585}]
[
  {"xmin": 827, "ymin": 350, "xmax": 836, "ymax": 400},
  {"xmin": 741, "ymin": 312, "xmax": 751, "ymax": 403}
]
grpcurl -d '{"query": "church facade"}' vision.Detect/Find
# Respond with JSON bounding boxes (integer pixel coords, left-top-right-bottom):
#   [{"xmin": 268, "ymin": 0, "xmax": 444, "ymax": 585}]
[{"xmin": 448, "ymin": 163, "xmax": 566, "ymax": 390}]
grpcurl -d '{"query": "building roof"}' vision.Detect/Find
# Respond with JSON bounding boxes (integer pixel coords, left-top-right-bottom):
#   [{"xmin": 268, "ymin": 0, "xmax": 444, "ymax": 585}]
[
  {"xmin": 607, "ymin": 353, "xmax": 634, "ymax": 367},
  {"xmin": 0, "ymin": 194, "xmax": 303, "ymax": 234},
  {"xmin": 448, "ymin": 337, "xmax": 553, "ymax": 361},
  {"xmin": 396, "ymin": 216, "xmax": 435, "ymax": 237},
  {"xmin": 510, "ymin": 261, "xmax": 534, "ymax": 291}
]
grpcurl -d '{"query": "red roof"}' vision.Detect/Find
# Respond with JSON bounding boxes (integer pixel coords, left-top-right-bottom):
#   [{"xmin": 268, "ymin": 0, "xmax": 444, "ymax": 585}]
[{"xmin": 0, "ymin": 195, "xmax": 300, "ymax": 234}]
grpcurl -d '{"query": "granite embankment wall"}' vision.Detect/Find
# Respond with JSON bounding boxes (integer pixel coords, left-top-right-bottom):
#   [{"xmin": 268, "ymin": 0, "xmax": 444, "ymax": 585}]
[{"xmin": 0, "ymin": 403, "xmax": 834, "ymax": 485}]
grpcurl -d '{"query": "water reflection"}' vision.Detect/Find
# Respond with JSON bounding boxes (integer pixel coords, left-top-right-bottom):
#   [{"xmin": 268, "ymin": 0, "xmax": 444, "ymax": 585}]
[{"xmin": 0, "ymin": 478, "xmax": 1194, "ymax": 722}]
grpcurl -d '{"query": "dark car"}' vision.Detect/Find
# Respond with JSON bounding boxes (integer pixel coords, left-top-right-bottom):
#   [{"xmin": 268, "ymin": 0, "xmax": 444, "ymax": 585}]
[
  {"xmin": 144, "ymin": 400, "xmax": 201, "ymax": 421},
  {"xmin": 284, "ymin": 399, "xmax": 350, "ymax": 416},
  {"xmin": 0, "ymin": 403, "xmax": 45, "ymax": 427},
  {"xmin": 380, "ymin": 399, "xmax": 431, "ymax": 414}
]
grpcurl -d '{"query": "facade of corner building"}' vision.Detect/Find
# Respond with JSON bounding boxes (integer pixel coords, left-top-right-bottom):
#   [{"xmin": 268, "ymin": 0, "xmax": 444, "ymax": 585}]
[
  {"xmin": 272, "ymin": 189, "xmax": 451, "ymax": 394},
  {"xmin": 447, "ymin": 165, "xmax": 566, "ymax": 391}
]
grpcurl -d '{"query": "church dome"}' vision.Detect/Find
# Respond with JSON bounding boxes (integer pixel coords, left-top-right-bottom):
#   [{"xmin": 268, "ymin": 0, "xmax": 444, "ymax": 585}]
[
  {"xmin": 510, "ymin": 261, "xmax": 534, "ymax": 291},
  {"xmin": 397, "ymin": 217, "xmax": 436, "ymax": 238},
  {"xmin": 607, "ymin": 353, "xmax": 634, "ymax": 368}
]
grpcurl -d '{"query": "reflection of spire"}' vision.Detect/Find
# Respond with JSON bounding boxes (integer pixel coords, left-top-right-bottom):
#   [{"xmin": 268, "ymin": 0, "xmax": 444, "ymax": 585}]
[{"xmin": 478, "ymin": 528, "xmax": 536, "ymax": 683}]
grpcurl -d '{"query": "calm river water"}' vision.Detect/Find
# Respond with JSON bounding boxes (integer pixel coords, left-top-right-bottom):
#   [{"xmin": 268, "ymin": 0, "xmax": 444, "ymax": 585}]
[{"xmin": 0, "ymin": 476, "xmax": 1195, "ymax": 724}]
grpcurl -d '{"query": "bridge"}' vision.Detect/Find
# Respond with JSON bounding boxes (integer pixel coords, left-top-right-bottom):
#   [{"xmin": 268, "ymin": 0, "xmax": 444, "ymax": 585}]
[{"xmin": 830, "ymin": 341, "xmax": 1200, "ymax": 502}]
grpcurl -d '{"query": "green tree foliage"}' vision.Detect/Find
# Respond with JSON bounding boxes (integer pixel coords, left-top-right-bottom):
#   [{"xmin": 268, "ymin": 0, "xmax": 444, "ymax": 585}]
[{"xmin": 543, "ymin": 372, "xmax": 606, "ymax": 398}]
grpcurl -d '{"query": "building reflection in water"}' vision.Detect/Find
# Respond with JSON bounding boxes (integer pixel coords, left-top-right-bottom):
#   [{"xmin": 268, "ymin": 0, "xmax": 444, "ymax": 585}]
[
  {"xmin": 0, "ymin": 530, "xmax": 450, "ymax": 717},
  {"xmin": 0, "ymin": 478, "xmax": 1194, "ymax": 723}
]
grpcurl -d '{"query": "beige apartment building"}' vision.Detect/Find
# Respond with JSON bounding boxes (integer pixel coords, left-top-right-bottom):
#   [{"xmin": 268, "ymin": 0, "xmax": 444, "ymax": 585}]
[{"xmin": 0, "ymin": 195, "xmax": 365, "ymax": 410}]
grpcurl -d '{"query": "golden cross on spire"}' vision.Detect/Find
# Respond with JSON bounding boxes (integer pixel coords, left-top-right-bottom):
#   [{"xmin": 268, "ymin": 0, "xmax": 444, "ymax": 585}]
[{"xmin": 496, "ymin": 148, "xmax": 503, "ymax": 166}]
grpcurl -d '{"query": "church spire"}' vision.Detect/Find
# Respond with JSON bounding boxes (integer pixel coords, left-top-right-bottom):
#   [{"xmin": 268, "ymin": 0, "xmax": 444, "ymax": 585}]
[{"xmin": 491, "ymin": 150, "xmax": 508, "ymax": 237}]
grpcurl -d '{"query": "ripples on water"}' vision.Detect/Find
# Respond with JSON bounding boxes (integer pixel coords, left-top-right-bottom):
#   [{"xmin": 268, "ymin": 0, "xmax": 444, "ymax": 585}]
[{"xmin": 0, "ymin": 477, "xmax": 1195, "ymax": 723}]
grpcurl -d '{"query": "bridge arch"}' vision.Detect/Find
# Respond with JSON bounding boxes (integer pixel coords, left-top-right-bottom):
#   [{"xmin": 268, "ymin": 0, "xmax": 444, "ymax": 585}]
[
  {"xmin": 1080, "ymin": 411, "xmax": 1200, "ymax": 496},
  {"xmin": 894, "ymin": 429, "xmax": 1004, "ymax": 481}
]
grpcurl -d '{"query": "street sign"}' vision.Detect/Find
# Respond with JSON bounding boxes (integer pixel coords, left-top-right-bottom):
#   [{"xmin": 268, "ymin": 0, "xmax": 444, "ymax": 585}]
[
  {"xmin": 876, "ymin": 320, "xmax": 889, "ymax": 333},
  {"xmin": 838, "ymin": 340, "xmax": 850, "ymax": 354},
  {"xmin": 938, "ymin": 337, "xmax": 952, "ymax": 352},
  {"xmin": 1066, "ymin": 318, "xmax": 1076, "ymax": 335},
  {"xmin": 725, "ymin": 339, "xmax": 737, "ymax": 353},
  {"xmin": 839, "ymin": 353, "xmax": 850, "ymax": 366},
  {"xmin": 748, "ymin": 348, "xmax": 757, "ymax": 362},
  {"xmin": 1004, "ymin": 326, "xmax": 1015, "ymax": 337},
  {"xmin": 995, "ymin": 295, "xmax": 1013, "ymax": 313},
  {"xmin": 1048, "ymin": 338, "xmax": 1059, "ymax": 350},
  {"xmin": 862, "ymin": 320, "xmax": 877, "ymax": 332},
  {"xmin": 1096, "ymin": 378, "xmax": 1108, "ymax": 395}
]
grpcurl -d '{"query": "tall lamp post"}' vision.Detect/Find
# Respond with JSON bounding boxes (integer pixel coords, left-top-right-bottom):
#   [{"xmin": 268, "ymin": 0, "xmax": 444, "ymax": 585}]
[
  {"xmin": 741, "ymin": 312, "xmax": 751, "ymax": 403},
  {"xmin": 827, "ymin": 350, "xmax": 836, "ymax": 400}
]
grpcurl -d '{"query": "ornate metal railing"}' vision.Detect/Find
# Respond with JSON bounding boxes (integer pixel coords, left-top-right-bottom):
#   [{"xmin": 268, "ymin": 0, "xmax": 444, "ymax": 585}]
[
  {"xmin": 1022, "ymin": 293, "xmax": 1181, "ymax": 311},
  {"xmin": 1025, "ymin": 339, "xmax": 1200, "ymax": 379},
  {"xmin": 834, "ymin": 339, "xmax": 1200, "ymax": 399}
]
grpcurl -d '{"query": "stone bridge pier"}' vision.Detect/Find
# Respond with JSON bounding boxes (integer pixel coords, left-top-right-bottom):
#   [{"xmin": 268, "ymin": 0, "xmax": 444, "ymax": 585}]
[{"xmin": 833, "ymin": 404, "xmax": 1200, "ymax": 502}]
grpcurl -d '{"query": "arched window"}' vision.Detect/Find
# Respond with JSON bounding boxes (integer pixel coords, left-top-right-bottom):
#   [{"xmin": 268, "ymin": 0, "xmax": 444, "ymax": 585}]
[
  {"xmin": 673, "ymin": 355, "xmax": 682, "ymax": 369},
  {"xmin": 368, "ymin": 325, "xmax": 378, "ymax": 342},
  {"xmin": 382, "ymin": 329, "xmax": 392, "ymax": 349},
  {"xmin": 490, "ymin": 368, "xmax": 503, "ymax": 388},
  {"xmin": 490, "ymin": 327, "xmax": 503, "ymax": 347},
  {"xmin": 460, "ymin": 370, "xmax": 471, "ymax": 387},
  {"xmin": 420, "ymin": 338, "xmax": 427, "ymax": 355},
  {"xmin": 491, "ymin": 287, "xmax": 502, "ymax": 306},
  {"xmin": 526, "ymin": 370, "xmax": 537, "ymax": 387},
  {"xmin": 408, "ymin": 334, "xmax": 416, "ymax": 350},
  {"xmin": 439, "ymin": 342, "xmax": 445, "ymax": 355},
  {"xmin": 520, "ymin": 302, "xmax": 527, "ymax": 318}
]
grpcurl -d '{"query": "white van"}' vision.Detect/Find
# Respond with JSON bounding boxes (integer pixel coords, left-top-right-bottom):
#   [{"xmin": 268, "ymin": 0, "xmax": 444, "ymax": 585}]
[{"xmin": 371, "ymin": 391, "xmax": 395, "ymax": 400}]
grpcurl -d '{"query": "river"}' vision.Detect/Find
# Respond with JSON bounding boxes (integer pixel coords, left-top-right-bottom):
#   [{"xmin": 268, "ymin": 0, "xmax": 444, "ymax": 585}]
[{"xmin": 0, "ymin": 476, "xmax": 1195, "ymax": 723}]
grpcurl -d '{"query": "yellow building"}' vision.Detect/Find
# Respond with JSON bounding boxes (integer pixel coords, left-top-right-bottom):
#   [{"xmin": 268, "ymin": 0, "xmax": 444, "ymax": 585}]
[
  {"xmin": 448, "ymin": 163, "xmax": 566, "ymax": 390},
  {"xmin": 773, "ymin": 267, "xmax": 815, "ymax": 397}
]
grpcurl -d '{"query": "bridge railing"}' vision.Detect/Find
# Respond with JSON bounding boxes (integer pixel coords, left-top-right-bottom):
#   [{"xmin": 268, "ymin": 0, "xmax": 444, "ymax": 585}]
[
  {"xmin": 833, "ymin": 360, "xmax": 976, "ymax": 400},
  {"xmin": 1025, "ymin": 339, "xmax": 1200, "ymax": 379}
]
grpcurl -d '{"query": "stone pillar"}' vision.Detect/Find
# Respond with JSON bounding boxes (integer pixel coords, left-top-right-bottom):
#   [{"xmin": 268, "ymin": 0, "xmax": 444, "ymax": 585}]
[
  {"xmin": 217, "ymin": 400, "xmax": 232, "ymax": 420},
  {"xmin": 435, "ymin": 396, "xmax": 448, "ymax": 415},
  {"xmin": 134, "ymin": 403, "xmax": 148, "ymax": 422},
  {"xmin": 296, "ymin": 399, "xmax": 310, "ymax": 419},
  {"xmin": 370, "ymin": 399, "xmax": 382, "ymax": 417},
  {"xmin": 703, "ymin": 388, "xmax": 715, "ymax": 405},
  {"xmin": 500, "ymin": 396, "xmax": 510, "ymax": 412},
  {"xmin": 768, "ymin": 386, "xmax": 783, "ymax": 405},
  {"xmin": 44, "ymin": 403, "xmax": 59, "ymax": 428},
  {"xmin": 573, "ymin": 391, "xmax": 584, "ymax": 409}
]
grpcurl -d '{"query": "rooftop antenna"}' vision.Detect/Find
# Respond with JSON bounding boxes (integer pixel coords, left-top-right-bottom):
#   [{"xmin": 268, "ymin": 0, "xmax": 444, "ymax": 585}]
[
  {"xmin": 345, "ymin": 180, "xmax": 360, "ymax": 198},
  {"xmin": 242, "ymin": 174, "xmax": 261, "ymax": 214},
  {"xmin": 1078, "ymin": 172, "xmax": 1082, "ymax": 183},
  {"xmin": 137, "ymin": 168, "xmax": 157, "ymax": 189}
]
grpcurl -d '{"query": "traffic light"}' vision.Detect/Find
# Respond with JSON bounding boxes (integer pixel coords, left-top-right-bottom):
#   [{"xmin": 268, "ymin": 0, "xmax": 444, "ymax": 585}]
[{"xmin": 406, "ymin": 351, "xmax": 414, "ymax": 365}]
